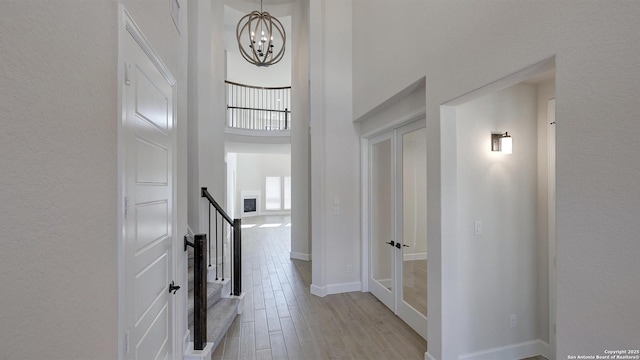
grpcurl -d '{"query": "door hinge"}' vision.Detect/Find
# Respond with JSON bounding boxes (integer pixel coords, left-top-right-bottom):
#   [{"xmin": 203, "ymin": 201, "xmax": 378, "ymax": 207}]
[
  {"xmin": 125, "ymin": 330, "xmax": 130, "ymax": 354},
  {"xmin": 125, "ymin": 62, "xmax": 131, "ymax": 85},
  {"xmin": 124, "ymin": 197, "xmax": 129, "ymax": 219}
]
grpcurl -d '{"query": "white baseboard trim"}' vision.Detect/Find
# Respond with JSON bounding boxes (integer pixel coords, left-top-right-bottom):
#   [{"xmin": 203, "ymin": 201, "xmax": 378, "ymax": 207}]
[
  {"xmin": 404, "ymin": 252, "xmax": 427, "ymax": 261},
  {"xmin": 184, "ymin": 342, "xmax": 214, "ymax": 360},
  {"xmin": 310, "ymin": 282, "xmax": 362, "ymax": 297},
  {"xmin": 458, "ymin": 339, "xmax": 549, "ymax": 360},
  {"xmin": 310, "ymin": 284, "xmax": 326, "ymax": 297},
  {"xmin": 290, "ymin": 251, "xmax": 311, "ymax": 261},
  {"xmin": 425, "ymin": 351, "xmax": 437, "ymax": 360}
]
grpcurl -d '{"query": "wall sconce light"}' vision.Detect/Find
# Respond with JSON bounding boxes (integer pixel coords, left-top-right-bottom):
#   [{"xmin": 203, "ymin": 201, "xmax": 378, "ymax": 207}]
[{"xmin": 491, "ymin": 132, "xmax": 512, "ymax": 154}]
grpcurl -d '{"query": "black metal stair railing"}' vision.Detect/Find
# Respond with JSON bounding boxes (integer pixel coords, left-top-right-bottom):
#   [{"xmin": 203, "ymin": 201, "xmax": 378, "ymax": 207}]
[
  {"xmin": 225, "ymin": 80, "xmax": 291, "ymax": 131},
  {"xmin": 201, "ymin": 187, "xmax": 242, "ymax": 297},
  {"xmin": 184, "ymin": 233, "xmax": 207, "ymax": 351}
]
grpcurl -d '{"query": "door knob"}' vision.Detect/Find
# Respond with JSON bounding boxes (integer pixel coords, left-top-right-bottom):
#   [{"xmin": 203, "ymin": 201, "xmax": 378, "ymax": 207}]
[
  {"xmin": 385, "ymin": 241, "xmax": 395, "ymax": 247},
  {"xmin": 395, "ymin": 243, "xmax": 409, "ymax": 249},
  {"xmin": 168, "ymin": 281, "xmax": 181, "ymax": 294}
]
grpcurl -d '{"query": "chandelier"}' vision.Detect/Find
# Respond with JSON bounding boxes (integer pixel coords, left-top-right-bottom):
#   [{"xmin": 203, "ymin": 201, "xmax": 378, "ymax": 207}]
[{"xmin": 236, "ymin": 0, "xmax": 286, "ymax": 67}]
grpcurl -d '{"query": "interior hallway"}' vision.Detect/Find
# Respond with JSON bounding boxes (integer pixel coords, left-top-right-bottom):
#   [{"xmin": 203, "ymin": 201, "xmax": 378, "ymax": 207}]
[{"xmin": 212, "ymin": 215, "xmax": 427, "ymax": 359}]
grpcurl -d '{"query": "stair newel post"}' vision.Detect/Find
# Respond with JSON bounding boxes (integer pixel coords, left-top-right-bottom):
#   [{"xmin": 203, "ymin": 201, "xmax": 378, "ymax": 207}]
[
  {"xmin": 233, "ymin": 219, "xmax": 242, "ymax": 296},
  {"xmin": 193, "ymin": 234, "xmax": 207, "ymax": 351}
]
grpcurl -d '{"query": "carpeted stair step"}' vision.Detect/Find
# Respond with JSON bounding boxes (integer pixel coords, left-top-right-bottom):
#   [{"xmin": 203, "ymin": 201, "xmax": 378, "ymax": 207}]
[
  {"xmin": 187, "ymin": 281, "xmax": 224, "ymax": 326},
  {"xmin": 205, "ymin": 298, "xmax": 239, "ymax": 352}
]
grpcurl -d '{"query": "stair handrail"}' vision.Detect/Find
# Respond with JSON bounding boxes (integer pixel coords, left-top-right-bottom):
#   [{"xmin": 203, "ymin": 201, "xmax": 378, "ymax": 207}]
[
  {"xmin": 201, "ymin": 187, "xmax": 242, "ymax": 297},
  {"xmin": 201, "ymin": 187, "xmax": 233, "ymax": 224}
]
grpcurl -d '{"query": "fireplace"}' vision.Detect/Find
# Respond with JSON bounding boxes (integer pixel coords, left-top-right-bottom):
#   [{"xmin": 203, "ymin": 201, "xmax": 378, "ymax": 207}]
[
  {"xmin": 240, "ymin": 190, "xmax": 260, "ymax": 218},
  {"xmin": 244, "ymin": 198, "xmax": 257, "ymax": 213}
]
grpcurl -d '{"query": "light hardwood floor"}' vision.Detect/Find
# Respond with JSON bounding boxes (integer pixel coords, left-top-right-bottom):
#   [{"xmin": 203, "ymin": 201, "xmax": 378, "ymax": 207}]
[
  {"xmin": 212, "ymin": 215, "xmax": 428, "ymax": 360},
  {"xmin": 211, "ymin": 215, "xmax": 547, "ymax": 360}
]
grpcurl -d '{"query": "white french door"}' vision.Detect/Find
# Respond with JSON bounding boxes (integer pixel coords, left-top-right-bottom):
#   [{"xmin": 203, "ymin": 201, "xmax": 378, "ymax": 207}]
[{"xmin": 367, "ymin": 120, "xmax": 427, "ymax": 339}]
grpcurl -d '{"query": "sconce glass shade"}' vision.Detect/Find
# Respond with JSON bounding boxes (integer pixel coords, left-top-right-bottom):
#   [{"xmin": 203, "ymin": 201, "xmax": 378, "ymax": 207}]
[
  {"xmin": 500, "ymin": 136, "xmax": 512, "ymax": 154},
  {"xmin": 491, "ymin": 132, "xmax": 512, "ymax": 154}
]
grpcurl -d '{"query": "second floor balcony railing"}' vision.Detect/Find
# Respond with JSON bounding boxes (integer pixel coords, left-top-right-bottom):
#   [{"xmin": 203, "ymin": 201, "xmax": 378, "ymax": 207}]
[{"xmin": 225, "ymin": 80, "xmax": 291, "ymax": 131}]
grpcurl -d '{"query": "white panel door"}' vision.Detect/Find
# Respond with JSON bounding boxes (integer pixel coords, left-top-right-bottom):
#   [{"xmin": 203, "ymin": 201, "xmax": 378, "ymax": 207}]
[{"xmin": 123, "ymin": 26, "xmax": 175, "ymax": 360}]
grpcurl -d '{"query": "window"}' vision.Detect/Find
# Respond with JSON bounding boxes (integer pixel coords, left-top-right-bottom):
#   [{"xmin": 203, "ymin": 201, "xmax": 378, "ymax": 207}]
[
  {"xmin": 265, "ymin": 176, "xmax": 281, "ymax": 210},
  {"xmin": 284, "ymin": 176, "xmax": 291, "ymax": 210}
]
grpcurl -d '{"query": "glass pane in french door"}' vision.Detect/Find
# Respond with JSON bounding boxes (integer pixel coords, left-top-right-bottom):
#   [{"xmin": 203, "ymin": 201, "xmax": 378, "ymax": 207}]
[
  {"xmin": 401, "ymin": 127, "xmax": 427, "ymax": 317},
  {"xmin": 371, "ymin": 138, "xmax": 393, "ymax": 292}
]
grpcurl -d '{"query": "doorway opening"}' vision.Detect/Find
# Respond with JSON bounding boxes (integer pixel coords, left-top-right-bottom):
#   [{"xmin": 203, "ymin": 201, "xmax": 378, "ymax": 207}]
[{"xmin": 441, "ymin": 58, "xmax": 556, "ymax": 359}]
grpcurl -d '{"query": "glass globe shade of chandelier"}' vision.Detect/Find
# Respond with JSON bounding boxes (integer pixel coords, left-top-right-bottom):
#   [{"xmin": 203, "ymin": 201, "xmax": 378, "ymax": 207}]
[{"xmin": 236, "ymin": 0, "xmax": 286, "ymax": 67}]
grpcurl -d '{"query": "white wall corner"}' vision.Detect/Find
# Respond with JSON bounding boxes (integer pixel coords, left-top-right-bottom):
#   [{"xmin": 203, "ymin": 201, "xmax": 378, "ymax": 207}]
[
  {"xmin": 326, "ymin": 282, "xmax": 361, "ymax": 295},
  {"xmin": 458, "ymin": 339, "xmax": 549, "ymax": 360},
  {"xmin": 290, "ymin": 251, "xmax": 311, "ymax": 261},
  {"xmin": 425, "ymin": 351, "xmax": 437, "ymax": 360},
  {"xmin": 310, "ymin": 284, "xmax": 327, "ymax": 297}
]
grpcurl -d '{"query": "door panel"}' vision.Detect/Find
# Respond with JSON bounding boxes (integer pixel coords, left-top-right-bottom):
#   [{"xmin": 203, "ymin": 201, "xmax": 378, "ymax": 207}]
[
  {"xmin": 124, "ymin": 27, "xmax": 174, "ymax": 360},
  {"xmin": 397, "ymin": 124, "xmax": 428, "ymax": 339},
  {"xmin": 369, "ymin": 133, "xmax": 394, "ymax": 308}
]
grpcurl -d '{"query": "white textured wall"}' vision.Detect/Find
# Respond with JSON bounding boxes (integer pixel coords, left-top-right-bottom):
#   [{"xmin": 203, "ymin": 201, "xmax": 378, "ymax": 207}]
[
  {"xmin": 188, "ymin": 0, "xmax": 227, "ymax": 234},
  {"xmin": 352, "ymin": 1, "xmax": 640, "ymax": 358},
  {"xmin": 310, "ymin": 0, "xmax": 360, "ymax": 293},
  {"xmin": 455, "ymin": 84, "xmax": 539, "ymax": 355},
  {"xmin": 290, "ymin": 0, "xmax": 311, "ymax": 262},
  {"xmin": 0, "ymin": 1, "xmax": 189, "ymax": 358}
]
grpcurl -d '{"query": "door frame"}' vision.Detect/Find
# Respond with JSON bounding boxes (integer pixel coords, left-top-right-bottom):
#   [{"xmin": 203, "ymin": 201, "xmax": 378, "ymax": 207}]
[
  {"xmin": 360, "ymin": 110, "xmax": 427, "ymax": 339},
  {"xmin": 117, "ymin": 6, "xmax": 179, "ymax": 358},
  {"xmin": 361, "ymin": 108, "xmax": 426, "ymax": 292},
  {"xmin": 548, "ymin": 98, "xmax": 557, "ymax": 359}
]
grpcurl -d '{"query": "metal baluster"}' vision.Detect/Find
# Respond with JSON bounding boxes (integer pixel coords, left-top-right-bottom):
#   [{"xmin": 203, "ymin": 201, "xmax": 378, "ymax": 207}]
[
  {"xmin": 221, "ymin": 219, "xmax": 225, "ymax": 281},
  {"xmin": 215, "ymin": 211, "xmax": 218, "ymax": 280},
  {"xmin": 208, "ymin": 205, "xmax": 211, "ymax": 267}
]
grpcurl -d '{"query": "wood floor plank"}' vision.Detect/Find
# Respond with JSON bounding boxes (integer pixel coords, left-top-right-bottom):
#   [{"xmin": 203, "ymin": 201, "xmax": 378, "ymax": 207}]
[
  {"xmin": 253, "ymin": 285, "xmax": 266, "ymax": 310},
  {"xmin": 239, "ymin": 321, "xmax": 257, "ymax": 360},
  {"xmin": 256, "ymin": 348, "xmax": 273, "ymax": 360},
  {"xmin": 264, "ymin": 298, "xmax": 282, "ymax": 332},
  {"xmin": 254, "ymin": 309, "xmax": 271, "ymax": 350},
  {"xmin": 269, "ymin": 331, "xmax": 288, "ymax": 360},
  {"xmin": 280, "ymin": 317, "xmax": 304, "ymax": 359}
]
